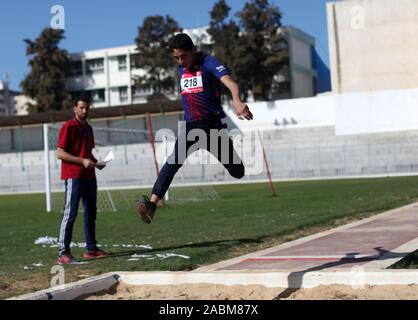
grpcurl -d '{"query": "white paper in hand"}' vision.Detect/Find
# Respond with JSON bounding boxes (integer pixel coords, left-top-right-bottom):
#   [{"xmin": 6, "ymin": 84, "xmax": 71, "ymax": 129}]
[{"xmin": 103, "ymin": 151, "xmax": 114, "ymax": 163}]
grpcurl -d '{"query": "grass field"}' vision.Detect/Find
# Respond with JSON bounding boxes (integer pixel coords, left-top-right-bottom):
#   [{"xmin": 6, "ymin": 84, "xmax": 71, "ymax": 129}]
[{"xmin": 1, "ymin": 176, "xmax": 418, "ymax": 299}]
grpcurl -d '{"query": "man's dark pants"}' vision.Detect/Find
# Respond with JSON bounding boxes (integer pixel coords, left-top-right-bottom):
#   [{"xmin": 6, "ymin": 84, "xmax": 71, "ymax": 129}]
[
  {"xmin": 152, "ymin": 120, "xmax": 245, "ymax": 199},
  {"xmin": 58, "ymin": 178, "xmax": 98, "ymax": 255}
]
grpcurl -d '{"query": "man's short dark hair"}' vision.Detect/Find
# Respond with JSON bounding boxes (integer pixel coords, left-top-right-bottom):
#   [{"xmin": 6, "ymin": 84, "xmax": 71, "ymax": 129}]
[
  {"xmin": 74, "ymin": 93, "xmax": 92, "ymax": 107},
  {"xmin": 168, "ymin": 33, "xmax": 194, "ymax": 52}
]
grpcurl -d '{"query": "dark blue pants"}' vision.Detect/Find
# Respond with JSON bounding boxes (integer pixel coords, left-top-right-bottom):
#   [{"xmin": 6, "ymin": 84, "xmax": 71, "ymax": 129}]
[
  {"xmin": 152, "ymin": 121, "xmax": 245, "ymax": 199},
  {"xmin": 58, "ymin": 178, "xmax": 97, "ymax": 256}
]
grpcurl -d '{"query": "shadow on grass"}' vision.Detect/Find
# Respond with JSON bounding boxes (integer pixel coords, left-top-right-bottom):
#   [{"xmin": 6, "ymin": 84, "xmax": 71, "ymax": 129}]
[{"xmin": 81, "ymin": 237, "xmax": 264, "ymax": 263}]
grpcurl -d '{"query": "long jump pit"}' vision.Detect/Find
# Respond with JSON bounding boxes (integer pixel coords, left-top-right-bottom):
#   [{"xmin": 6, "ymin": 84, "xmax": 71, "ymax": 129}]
[{"xmin": 7, "ymin": 270, "xmax": 418, "ymax": 300}]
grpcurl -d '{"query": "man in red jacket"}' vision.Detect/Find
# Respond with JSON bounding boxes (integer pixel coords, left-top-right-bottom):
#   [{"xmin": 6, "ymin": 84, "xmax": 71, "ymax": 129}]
[{"xmin": 56, "ymin": 95, "xmax": 107, "ymax": 265}]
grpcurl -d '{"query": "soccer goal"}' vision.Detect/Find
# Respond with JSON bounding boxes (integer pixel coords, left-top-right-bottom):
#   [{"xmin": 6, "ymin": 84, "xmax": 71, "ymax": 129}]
[
  {"xmin": 43, "ymin": 118, "xmax": 172, "ymax": 213},
  {"xmin": 43, "ymin": 115, "xmax": 223, "ymax": 213}
]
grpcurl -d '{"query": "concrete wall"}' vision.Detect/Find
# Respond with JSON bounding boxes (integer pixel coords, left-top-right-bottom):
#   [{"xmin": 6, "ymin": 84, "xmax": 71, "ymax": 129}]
[
  {"xmin": 335, "ymin": 87, "xmax": 418, "ymax": 135},
  {"xmin": 293, "ymin": 72, "xmax": 314, "ymax": 98},
  {"xmin": 327, "ymin": 0, "xmax": 418, "ymax": 93},
  {"xmin": 0, "ymin": 126, "xmax": 43, "ymax": 152},
  {"xmin": 292, "ymin": 37, "xmax": 312, "ymax": 68},
  {"xmin": 286, "ymin": 26, "xmax": 318, "ymax": 98},
  {"xmin": 0, "ymin": 128, "xmax": 13, "ymax": 152},
  {"xmin": 224, "ymin": 95, "xmax": 335, "ymax": 132},
  {"xmin": 3, "ymin": 125, "xmax": 418, "ymax": 195}
]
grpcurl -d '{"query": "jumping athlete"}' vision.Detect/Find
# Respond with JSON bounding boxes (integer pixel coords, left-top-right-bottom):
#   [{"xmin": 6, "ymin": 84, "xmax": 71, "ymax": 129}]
[{"xmin": 137, "ymin": 33, "xmax": 253, "ymax": 224}]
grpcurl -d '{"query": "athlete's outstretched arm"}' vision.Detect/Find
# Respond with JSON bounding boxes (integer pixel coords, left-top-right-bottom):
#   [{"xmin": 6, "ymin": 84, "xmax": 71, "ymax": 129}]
[{"xmin": 220, "ymin": 75, "xmax": 253, "ymax": 121}]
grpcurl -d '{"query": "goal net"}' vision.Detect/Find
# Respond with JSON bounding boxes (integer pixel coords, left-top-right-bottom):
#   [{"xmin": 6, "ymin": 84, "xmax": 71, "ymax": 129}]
[{"xmin": 43, "ymin": 117, "xmax": 221, "ymax": 213}]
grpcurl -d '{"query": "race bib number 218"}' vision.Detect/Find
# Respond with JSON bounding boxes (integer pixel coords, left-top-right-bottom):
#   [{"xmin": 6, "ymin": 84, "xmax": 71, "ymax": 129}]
[{"xmin": 181, "ymin": 71, "xmax": 204, "ymax": 94}]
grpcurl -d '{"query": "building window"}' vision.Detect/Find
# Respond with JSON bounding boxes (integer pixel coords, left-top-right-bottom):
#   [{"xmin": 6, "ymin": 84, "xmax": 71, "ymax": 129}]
[
  {"xmin": 118, "ymin": 55, "xmax": 127, "ymax": 71},
  {"xmin": 119, "ymin": 86, "xmax": 128, "ymax": 102},
  {"xmin": 130, "ymin": 54, "xmax": 140, "ymax": 69},
  {"xmin": 70, "ymin": 60, "xmax": 82, "ymax": 77},
  {"xmin": 86, "ymin": 58, "xmax": 104, "ymax": 75},
  {"xmin": 132, "ymin": 86, "xmax": 152, "ymax": 98},
  {"xmin": 90, "ymin": 89, "xmax": 105, "ymax": 103}
]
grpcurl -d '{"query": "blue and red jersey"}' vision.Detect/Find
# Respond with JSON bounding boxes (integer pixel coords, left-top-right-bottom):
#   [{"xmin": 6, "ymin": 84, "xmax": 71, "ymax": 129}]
[
  {"xmin": 57, "ymin": 117, "xmax": 96, "ymax": 180},
  {"xmin": 178, "ymin": 53, "xmax": 230, "ymax": 122}
]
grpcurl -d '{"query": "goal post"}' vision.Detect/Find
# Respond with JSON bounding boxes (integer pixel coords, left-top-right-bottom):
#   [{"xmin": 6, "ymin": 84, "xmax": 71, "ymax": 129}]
[
  {"xmin": 43, "ymin": 119, "xmax": 221, "ymax": 213},
  {"xmin": 43, "ymin": 121, "xmax": 170, "ymax": 212},
  {"xmin": 43, "ymin": 124, "xmax": 52, "ymax": 212},
  {"xmin": 43, "ymin": 122, "xmax": 156, "ymax": 213}
]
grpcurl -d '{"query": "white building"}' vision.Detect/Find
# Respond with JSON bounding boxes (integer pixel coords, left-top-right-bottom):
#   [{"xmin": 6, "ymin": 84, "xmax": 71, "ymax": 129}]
[
  {"xmin": 66, "ymin": 45, "xmax": 146, "ymax": 108},
  {"xmin": 0, "ymin": 80, "xmax": 20, "ymax": 116},
  {"xmin": 0, "ymin": 79, "xmax": 37, "ymax": 116},
  {"xmin": 13, "ymin": 95, "xmax": 35, "ymax": 116},
  {"xmin": 65, "ymin": 26, "xmax": 323, "ymax": 108}
]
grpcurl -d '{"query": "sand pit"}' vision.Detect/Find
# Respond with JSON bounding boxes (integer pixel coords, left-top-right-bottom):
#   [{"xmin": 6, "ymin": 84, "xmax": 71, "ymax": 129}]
[
  {"xmin": 85, "ymin": 283, "xmax": 418, "ymax": 300},
  {"xmin": 287, "ymin": 284, "xmax": 418, "ymax": 300}
]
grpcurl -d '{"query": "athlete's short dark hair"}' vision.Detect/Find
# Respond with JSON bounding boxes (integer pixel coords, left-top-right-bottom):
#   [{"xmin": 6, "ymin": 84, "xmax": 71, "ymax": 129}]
[
  {"xmin": 74, "ymin": 93, "xmax": 92, "ymax": 107},
  {"xmin": 168, "ymin": 33, "xmax": 194, "ymax": 52}
]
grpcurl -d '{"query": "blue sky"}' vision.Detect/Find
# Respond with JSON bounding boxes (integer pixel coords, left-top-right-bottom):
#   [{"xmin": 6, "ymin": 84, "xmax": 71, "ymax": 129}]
[{"xmin": 0, "ymin": 0, "xmax": 331, "ymax": 91}]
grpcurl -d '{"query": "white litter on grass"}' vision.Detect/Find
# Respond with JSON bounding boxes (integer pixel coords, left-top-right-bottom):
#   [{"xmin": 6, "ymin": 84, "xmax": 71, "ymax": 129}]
[
  {"xmin": 23, "ymin": 262, "xmax": 45, "ymax": 270},
  {"xmin": 130, "ymin": 254, "xmax": 153, "ymax": 259},
  {"xmin": 157, "ymin": 253, "xmax": 191, "ymax": 260},
  {"xmin": 74, "ymin": 243, "xmax": 86, "ymax": 248},
  {"xmin": 128, "ymin": 252, "xmax": 190, "ymax": 261},
  {"xmin": 32, "ymin": 262, "xmax": 44, "ymax": 267},
  {"xmin": 135, "ymin": 244, "xmax": 153, "ymax": 250},
  {"xmin": 34, "ymin": 236, "xmax": 153, "ymax": 250},
  {"xmin": 128, "ymin": 254, "xmax": 155, "ymax": 261},
  {"xmin": 34, "ymin": 236, "xmax": 84, "ymax": 248},
  {"xmin": 35, "ymin": 236, "xmax": 58, "ymax": 245}
]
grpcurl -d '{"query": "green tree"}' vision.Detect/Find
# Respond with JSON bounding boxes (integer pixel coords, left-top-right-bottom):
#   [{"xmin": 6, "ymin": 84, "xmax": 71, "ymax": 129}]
[
  {"xmin": 20, "ymin": 28, "xmax": 72, "ymax": 112},
  {"xmin": 208, "ymin": 0, "xmax": 249, "ymax": 101},
  {"xmin": 237, "ymin": 0, "xmax": 288, "ymax": 101},
  {"xmin": 133, "ymin": 15, "xmax": 180, "ymax": 103},
  {"xmin": 209, "ymin": 0, "xmax": 289, "ymax": 101}
]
